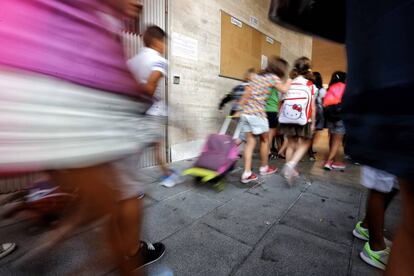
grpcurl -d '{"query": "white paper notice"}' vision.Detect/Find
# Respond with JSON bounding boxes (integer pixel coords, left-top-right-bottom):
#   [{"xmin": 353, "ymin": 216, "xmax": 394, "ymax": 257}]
[
  {"xmin": 172, "ymin": 32, "xmax": 198, "ymax": 61},
  {"xmin": 261, "ymin": 55, "xmax": 268, "ymax": 70}
]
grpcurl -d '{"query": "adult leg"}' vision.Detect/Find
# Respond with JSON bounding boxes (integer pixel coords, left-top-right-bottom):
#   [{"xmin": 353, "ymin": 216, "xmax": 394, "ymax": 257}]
[
  {"xmin": 386, "ymin": 180, "xmax": 414, "ymax": 276},
  {"xmin": 364, "ymin": 190, "xmax": 389, "ymax": 251},
  {"xmin": 362, "ymin": 188, "xmax": 398, "ymax": 229},
  {"xmin": 19, "ymin": 164, "xmax": 119, "ymax": 262},
  {"xmin": 110, "ymin": 197, "xmax": 144, "ymax": 276}
]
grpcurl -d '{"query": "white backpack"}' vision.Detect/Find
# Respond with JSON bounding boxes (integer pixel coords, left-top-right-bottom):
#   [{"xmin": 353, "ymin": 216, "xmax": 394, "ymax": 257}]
[{"xmin": 279, "ymin": 77, "xmax": 314, "ymax": 126}]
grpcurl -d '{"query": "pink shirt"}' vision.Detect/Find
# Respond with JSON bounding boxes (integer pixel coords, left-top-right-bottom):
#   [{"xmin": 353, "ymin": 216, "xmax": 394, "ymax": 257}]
[{"xmin": 0, "ymin": 0, "xmax": 139, "ymax": 96}]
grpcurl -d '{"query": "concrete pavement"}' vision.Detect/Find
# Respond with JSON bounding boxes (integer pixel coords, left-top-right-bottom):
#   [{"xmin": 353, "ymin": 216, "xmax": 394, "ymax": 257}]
[{"xmin": 0, "ymin": 135, "xmax": 401, "ymax": 276}]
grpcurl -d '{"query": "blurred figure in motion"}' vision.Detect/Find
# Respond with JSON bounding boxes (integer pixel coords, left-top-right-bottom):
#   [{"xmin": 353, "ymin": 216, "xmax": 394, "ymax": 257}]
[
  {"xmin": 127, "ymin": 25, "xmax": 181, "ymax": 189},
  {"xmin": 218, "ymin": 68, "xmax": 256, "ymax": 146},
  {"xmin": 219, "ymin": 68, "xmax": 255, "ymax": 117},
  {"xmin": 323, "ymin": 71, "xmax": 347, "ymax": 171},
  {"xmin": 343, "ymin": 0, "xmax": 414, "ymax": 274},
  {"xmin": 278, "ymin": 57, "xmax": 316, "ymax": 184},
  {"xmin": 239, "ymin": 57, "xmax": 291, "ymax": 184},
  {"xmin": 0, "ymin": 0, "xmax": 163, "ymax": 274}
]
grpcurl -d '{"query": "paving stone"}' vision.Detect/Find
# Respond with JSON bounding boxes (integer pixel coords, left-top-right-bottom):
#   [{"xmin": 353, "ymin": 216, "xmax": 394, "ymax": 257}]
[
  {"xmin": 144, "ymin": 180, "xmax": 193, "ymax": 202},
  {"xmin": 306, "ymin": 180, "xmax": 362, "ymax": 204},
  {"xmin": 201, "ymin": 192, "xmax": 297, "ymax": 246},
  {"xmin": 142, "ymin": 199, "xmax": 195, "ymax": 242},
  {"xmin": 147, "ymin": 222, "xmax": 252, "ymax": 276},
  {"xmin": 234, "ymin": 224, "xmax": 350, "ymax": 276},
  {"xmin": 160, "ymin": 190, "xmax": 224, "ymax": 220},
  {"xmin": 1, "ymin": 223, "xmax": 112, "ymax": 275},
  {"xmin": 281, "ymin": 193, "xmax": 359, "ymax": 246}
]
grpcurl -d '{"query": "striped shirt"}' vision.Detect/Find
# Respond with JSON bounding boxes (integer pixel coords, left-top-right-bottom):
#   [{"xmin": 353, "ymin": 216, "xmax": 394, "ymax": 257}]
[{"xmin": 243, "ymin": 74, "xmax": 281, "ymax": 117}]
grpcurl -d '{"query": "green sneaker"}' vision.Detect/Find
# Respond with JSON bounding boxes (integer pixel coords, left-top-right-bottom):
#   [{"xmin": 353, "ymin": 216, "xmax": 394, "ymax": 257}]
[
  {"xmin": 352, "ymin": 221, "xmax": 393, "ymax": 246},
  {"xmin": 353, "ymin": 221, "xmax": 369, "ymax": 241},
  {"xmin": 360, "ymin": 242, "xmax": 390, "ymax": 270}
]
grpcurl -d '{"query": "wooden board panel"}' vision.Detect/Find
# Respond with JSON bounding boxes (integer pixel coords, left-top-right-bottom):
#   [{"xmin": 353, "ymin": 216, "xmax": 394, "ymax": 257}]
[{"xmin": 220, "ymin": 11, "xmax": 281, "ymax": 80}]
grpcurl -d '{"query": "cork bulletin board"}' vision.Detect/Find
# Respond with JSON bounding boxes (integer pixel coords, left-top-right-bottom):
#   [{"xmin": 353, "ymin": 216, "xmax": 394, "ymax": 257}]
[{"xmin": 220, "ymin": 11, "xmax": 281, "ymax": 80}]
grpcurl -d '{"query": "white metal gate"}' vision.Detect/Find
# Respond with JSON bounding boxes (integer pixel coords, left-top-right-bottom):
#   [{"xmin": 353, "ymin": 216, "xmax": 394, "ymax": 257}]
[{"xmin": 123, "ymin": 0, "xmax": 168, "ymax": 168}]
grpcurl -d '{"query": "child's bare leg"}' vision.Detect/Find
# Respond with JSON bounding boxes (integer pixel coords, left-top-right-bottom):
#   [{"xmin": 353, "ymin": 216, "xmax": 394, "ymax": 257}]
[
  {"xmin": 243, "ymin": 132, "xmax": 256, "ymax": 173},
  {"xmin": 155, "ymin": 141, "xmax": 170, "ymax": 176},
  {"xmin": 260, "ymin": 132, "xmax": 270, "ymax": 167}
]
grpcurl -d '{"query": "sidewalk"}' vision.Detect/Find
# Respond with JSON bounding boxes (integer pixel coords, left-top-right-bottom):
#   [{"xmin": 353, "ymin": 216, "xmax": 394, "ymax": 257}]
[{"xmin": 0, "ymin": 139, "xmax": 400, "ymax": 275}]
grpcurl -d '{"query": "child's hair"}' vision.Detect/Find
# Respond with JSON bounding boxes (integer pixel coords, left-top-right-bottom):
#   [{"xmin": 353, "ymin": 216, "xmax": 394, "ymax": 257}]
[
  {"xmin": 312, "ymin": 72, "xmax": 323, "ymax": 89},
  {"xmin": 143, "ymin": 25, "xmax": 166, "ymax": 47},
  {"xmin": 290, "ymin": 56, "xmax": 312, "ymax": 79},
  {"xmin": 244, "ymin": 68, "xmax": 255, "ymax": 80},
  {"xmin": 329, "ymin": 71, "xmax": 347, "ymax": 87},
  {"xmin": 263, "ymin": 56, "xmax": 289, "ymax": 79}
]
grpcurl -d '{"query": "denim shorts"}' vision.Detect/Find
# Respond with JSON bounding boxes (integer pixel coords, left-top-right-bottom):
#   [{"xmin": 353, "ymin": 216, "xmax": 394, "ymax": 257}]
[
  {"xmin": 326, "ymin": 119, "xmax": 346, "ymax": 135},
  {"xmin": 240, "ymin": 114, "xmax": 269, "ymax": 135}
]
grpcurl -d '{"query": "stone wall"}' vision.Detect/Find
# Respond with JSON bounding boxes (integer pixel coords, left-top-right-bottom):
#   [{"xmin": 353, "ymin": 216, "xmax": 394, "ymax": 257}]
[{"xmin": 167, "ymin": 0, "xmax": 313, "ymax": 161}]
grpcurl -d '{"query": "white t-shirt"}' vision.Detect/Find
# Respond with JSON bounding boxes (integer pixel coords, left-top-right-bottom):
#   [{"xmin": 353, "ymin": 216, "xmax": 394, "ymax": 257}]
[{"xmin": 127, "ymin": 47, "xmax": 168, "ymax": 116}]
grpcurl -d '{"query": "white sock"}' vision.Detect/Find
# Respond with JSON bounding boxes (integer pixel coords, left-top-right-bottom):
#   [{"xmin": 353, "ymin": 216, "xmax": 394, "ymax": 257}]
[
  {"xmin": 260, "ymin": 165, "xmax": 269, "ymax": 173},
  {"xmin": 242, "ymin": 171, "xmax": 252, "ymax": 179},
  {"xmin": 286, "ymin": 161, "xmax": 297, "ymax": 168}
]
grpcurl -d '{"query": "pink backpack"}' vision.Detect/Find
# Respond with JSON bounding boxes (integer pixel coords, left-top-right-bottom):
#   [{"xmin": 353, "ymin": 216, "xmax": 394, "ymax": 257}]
[
  {"xmin": 279, "ymin": 77, "xmax": 314, "ymax": 126},
  {"xmin": 323, "ymin": 82, "xmax": 346, "ymax": 107}
]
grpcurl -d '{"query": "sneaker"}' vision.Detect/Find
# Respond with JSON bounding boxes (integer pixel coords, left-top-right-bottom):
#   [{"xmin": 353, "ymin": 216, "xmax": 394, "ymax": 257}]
[
  {"xmin": 137, "ymin": 192, "xmax": 145, "ymax": 200},
  {"xmin": 353, "ymin": 221, "xmax": 369, "ymax": 241},
  {"xmin": 161, "ymin": 171, "xmax": 182, "ymax": 188},
  {"xmin": 241, "ymin": 172, "xmax": 258, "ymax": 184},
  {"xmin": 332, "ymin": 162, "xmax": 346, "ymax": 170},
  {"xmin": 0, "ymin": 243, "xmax": 16, "ymax": 259},
  {"xmin": 360, "ymin": 242, "xmax": 390, "ymax": 271},
  {"xmin": 260, "ymin": 166, "xmax": 278, "ymax": 176},
  {"xmin": 127, "ymin": 241, "xmax": 166, "ymax": 271},
  {"xmin": 281, "ymin": 164, "xmax": 299, "ymax": 185},
  {"xmin": 352, "ymin": 221, "xmax": 393, "ymax": 246},
  {"xmin": 323, "ymin": 161, "xmax": 333, "ymax": 171}
]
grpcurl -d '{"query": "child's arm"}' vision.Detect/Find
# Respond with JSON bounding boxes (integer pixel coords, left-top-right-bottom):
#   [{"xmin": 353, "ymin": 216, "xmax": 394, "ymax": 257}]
[
  {"xmin": 138, "ymin": 71, "xmax": 163, "ymax": 98},
  {"xmin": 274, "ymin": 78, "xmax": 292, "ymax": 93},
  {"xmin": 238, "ymin": 86, "xmax": 252, "ymax": 109}
]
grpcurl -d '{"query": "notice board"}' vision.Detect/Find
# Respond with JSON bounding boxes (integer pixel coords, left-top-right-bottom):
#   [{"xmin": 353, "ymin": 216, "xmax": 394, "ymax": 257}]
[{"xmin": 220, "ymin": 11, "xmax": 281, "ymax": 80}]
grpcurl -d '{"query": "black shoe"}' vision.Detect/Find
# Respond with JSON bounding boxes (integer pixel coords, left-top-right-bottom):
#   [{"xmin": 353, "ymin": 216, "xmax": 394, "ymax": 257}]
[{"xmin": 137, "ymin": 241, "xmax": 166, "ymax": 269}]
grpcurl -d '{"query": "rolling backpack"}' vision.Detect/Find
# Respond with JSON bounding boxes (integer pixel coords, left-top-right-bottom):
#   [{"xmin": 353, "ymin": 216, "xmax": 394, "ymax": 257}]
[{"xmin": 279, "ymin": 77, "xmax": 314, "ymax": 126}]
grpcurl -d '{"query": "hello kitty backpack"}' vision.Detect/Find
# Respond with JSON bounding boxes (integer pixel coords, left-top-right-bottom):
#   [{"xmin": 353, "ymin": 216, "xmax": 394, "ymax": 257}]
[{"xmin": 279, "ymin": 77, "xmax": 314, "ymax": 126}]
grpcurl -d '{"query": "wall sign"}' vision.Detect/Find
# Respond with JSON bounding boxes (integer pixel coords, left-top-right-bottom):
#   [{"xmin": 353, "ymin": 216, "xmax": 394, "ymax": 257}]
[
  {"xmin": 231, "ymin": 17, "xmax": 243, "ymax": 28},
  {"xmin": 266, "ymin": 36, "xmax": 275, "ymax": 44},
  {"xmin": 172, "ymin": 32, "xmax": 198, "ymax": 61},
  {"xmin": 250, "ymin": 16, "xmax": 259, "ymax": 28}
]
